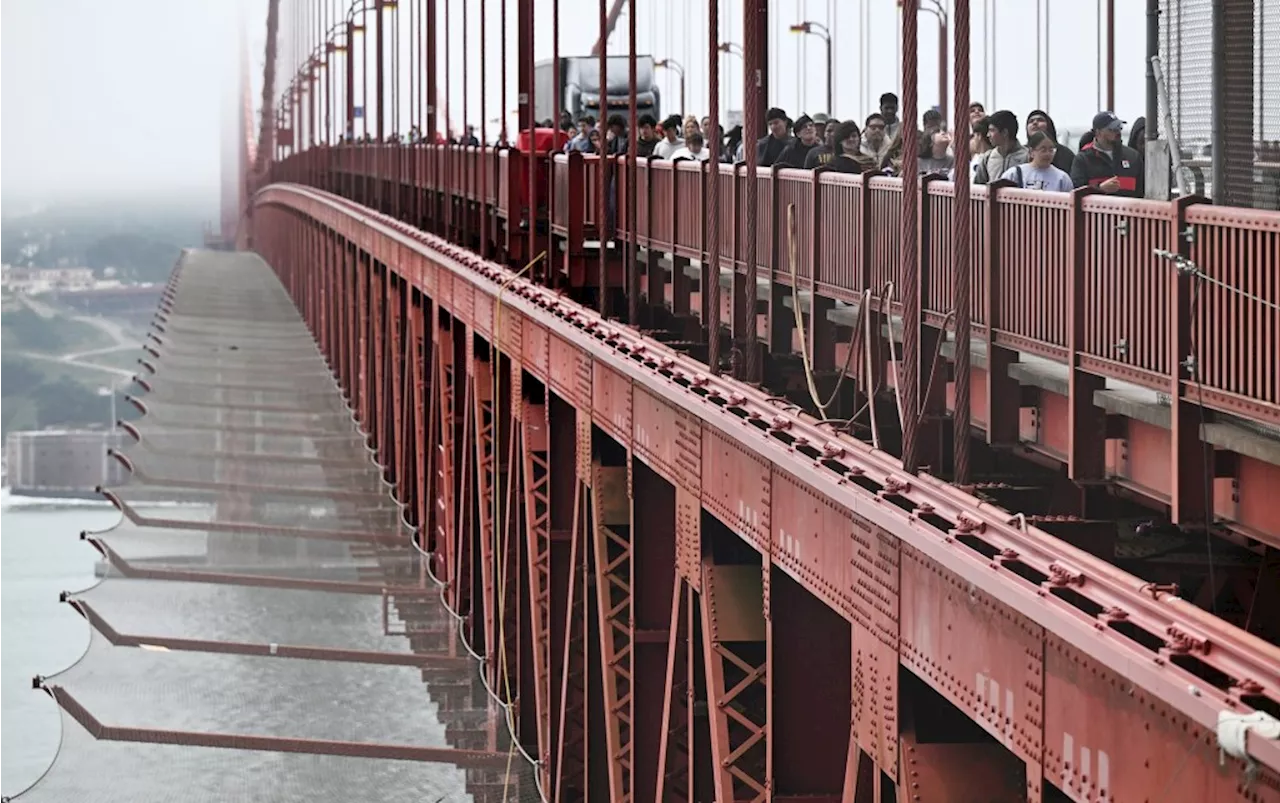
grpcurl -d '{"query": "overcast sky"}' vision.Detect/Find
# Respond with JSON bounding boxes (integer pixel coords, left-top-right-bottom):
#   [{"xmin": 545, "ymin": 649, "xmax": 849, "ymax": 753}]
[
  {"xmin": 3, "ymin": 0, "xmax": 1150, "ymax": 212},
  {"xmin": 1, "ymin": 0, "xmax": 269, "ymax": 211}
]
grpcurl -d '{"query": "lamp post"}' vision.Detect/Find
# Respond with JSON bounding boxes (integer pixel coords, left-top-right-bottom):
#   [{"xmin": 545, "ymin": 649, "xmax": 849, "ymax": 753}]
[
  {"xmin": 655, "ymin": 58, "xmax": 686, "ymax": 117},
  {"xmin": 717, "ymin": 43, "xmax": 742, "ymax": 124},
  {"xmin": 896, "ymin": 0, "xmax": 948, "ymax": 124},
  {"xmin": 788, "ymin": 21, "xmax": 832, "ymax": 115},
  {"xmin": 921, "ymin": 1, "xmax": 948, "ymax": 125}
]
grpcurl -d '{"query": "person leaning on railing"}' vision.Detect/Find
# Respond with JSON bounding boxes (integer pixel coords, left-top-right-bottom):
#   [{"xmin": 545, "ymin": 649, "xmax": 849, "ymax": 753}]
[
  {"xmin": 1070, "ymin": 111, "xmax": 1145, "ymax": 198},
  {"xmin": 973, "ymin": 110, "xmax": 1028, "ymax": 184},
  {"xmin": 828, "ymin": 120, "xmax": 878, "ymax": 174},
  {"xmin": 1000, "ymin": 131, "xmax": 1074, "ymax": 192}
]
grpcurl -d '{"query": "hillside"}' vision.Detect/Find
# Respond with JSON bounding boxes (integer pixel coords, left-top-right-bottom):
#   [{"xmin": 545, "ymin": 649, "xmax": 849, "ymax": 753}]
[{"xmin": 1, "ymin": 298, "xmax": 142, "ymax": 435}]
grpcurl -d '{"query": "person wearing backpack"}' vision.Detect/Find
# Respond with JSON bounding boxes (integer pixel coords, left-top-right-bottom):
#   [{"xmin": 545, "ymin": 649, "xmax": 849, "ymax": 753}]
[{"xmin": 1000, "ymin": 131, "xmax": 1073, "ymax": 192}]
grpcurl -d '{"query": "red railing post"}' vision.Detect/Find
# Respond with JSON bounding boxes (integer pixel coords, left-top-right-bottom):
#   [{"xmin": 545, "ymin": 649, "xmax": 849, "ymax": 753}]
[
  {"xmin": 643, "ymin": 159, "xmax": 665, "ymax": 325},
  {"xmin": 809, "ymin": 169, "xmax": 835, "ymax": 375},
  {"xmin": 767, "ymin": 167, "xmax": 789, "ymax": 360},
  {"xmin": 1169, "ymin": 194, "xmax": 1210, "ymax": 525},
  {"xmin": 916, "ymin": 173, "xmax": 945, "ymax": 472},
  {"xmin": 984, "ymin": 179, "xmax": 1020, "ymax": 446},
  {"xmin": 1067, "ymin": 187, "xmax": 1108, "ymax": 481},
  {"xmin": 566, "ymin": 152, "xmax": 586, "ymax": 286}
]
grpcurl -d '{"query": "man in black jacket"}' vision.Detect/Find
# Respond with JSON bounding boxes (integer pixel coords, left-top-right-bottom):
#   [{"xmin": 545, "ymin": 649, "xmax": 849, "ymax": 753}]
[
  {"xmin": 1071, "ymin": 111, "xmax": 1144, "ymax": 197},
  {"xmin": 1026, "ymin": 110, "xmax": 1075, "ymax": 173},
  {"xmin": 755, "ymin": 107, "xmax": 793, "ymax": 167},
  {"xmin": 778, "ymin": 115, "xmax": 819, "ymax": 168},
  {"xmin": 634, "ymin": 113, "xmax": 660, "ymax": 157},
  {"xmin": 605, "ymin": 114, "xmax": 629, "ymax": 156}
]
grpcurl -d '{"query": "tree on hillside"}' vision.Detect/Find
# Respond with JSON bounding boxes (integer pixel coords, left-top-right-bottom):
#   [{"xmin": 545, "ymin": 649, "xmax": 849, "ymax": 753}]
[{"xmin": 85, "ymin": 234, "xmax": 182, "ymax": 282}]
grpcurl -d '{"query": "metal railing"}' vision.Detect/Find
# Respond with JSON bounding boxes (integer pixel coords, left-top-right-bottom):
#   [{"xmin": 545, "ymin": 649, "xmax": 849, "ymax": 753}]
[{"xmin": 271, "ymin": 143, "xmax": 1280, "ymax": 427}]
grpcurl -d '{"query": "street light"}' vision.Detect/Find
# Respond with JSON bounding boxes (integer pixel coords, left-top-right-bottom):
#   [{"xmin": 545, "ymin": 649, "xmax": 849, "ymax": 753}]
[
  {"xmin": 897, "ymin": 0, "xmax": 949, "ymax": 125},
  {"xmin": 655, "ymin": 58, "xmax": 686, "ymax": 117},
  {"xmin": 718, "ymin": 42, "xmax": 743, "ymax": 58},
  {"xmin": 788, "ymin": 21, "xmax": 832, "ymax": 116}
]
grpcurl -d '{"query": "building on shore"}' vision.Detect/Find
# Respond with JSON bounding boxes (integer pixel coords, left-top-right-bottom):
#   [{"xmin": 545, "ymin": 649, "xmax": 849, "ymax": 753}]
[
  {"xmin": 1, "ymin": 266, "xmax": 96, "ymax": 295},
  {"xmin": 4, "ymin": 429, "xmax": 127, "ymax": 498}
]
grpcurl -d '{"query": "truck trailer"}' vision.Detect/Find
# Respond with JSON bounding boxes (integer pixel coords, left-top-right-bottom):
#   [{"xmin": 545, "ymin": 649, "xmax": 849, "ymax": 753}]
[{"xmin": 534, "ymin": 55, "xmax": 661, "ymax": 125}]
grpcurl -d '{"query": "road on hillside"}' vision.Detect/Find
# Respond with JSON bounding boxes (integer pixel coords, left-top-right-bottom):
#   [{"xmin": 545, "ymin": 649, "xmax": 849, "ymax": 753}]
[
  {"xmin": 14, "ymin": 295, "xmax": 140, "ymax": 379},
  {"xmin": 19, "ymin": 295, "xmax": 140, "ymax": 348}
]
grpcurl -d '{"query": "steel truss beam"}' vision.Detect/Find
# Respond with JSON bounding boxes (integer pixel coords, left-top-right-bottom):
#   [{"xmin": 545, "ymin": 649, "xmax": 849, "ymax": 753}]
[
  {"xmin": 523, "ymin": 395, "xmax": 554, "ymax": 792},
  {"xmin": 554, "ymin": 461, "xmax": 591, "ymax": 801},
  {"xmin": 592, "ymin": 462, "xmax": 634, "ymax": 801}
]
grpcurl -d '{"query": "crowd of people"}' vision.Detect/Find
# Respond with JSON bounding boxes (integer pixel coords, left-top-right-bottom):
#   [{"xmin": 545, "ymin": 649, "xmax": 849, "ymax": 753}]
[
  {"xmin": 548, "ymin": 93, "xmax": 1148, "ymax": 197},
  {"xmin": 340, "ymin": 92, "xmax": 1149, "ymax": 198}
]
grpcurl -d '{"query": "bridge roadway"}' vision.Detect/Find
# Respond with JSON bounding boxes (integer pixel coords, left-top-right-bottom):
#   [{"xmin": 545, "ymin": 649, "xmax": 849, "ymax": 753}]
[
  {"xmin": 244, "ymin": 182, "xmax": 1280, "ymax": 802},
  {"xmin": 9, "ymin": 250, "xmax": 535, "ymax": 802}
]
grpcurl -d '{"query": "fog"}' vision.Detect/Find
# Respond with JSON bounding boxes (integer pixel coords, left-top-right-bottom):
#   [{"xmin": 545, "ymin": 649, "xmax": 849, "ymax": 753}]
[{"xmin": 1, "ymin": 0, "xmax": 269, "ymax": 212}]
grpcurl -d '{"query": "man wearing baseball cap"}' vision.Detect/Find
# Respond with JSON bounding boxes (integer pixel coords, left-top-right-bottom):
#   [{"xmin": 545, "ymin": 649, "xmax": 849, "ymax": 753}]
[{"xmin": 1070, "ymin": 111, "xmax": 1145, "ymax": 197}]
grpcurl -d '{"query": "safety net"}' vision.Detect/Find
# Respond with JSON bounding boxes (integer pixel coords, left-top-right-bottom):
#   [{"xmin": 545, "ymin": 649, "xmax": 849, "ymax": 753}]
[{"xmin": 8, "ymin": 250, "xmax": 541, "ymax": 803}]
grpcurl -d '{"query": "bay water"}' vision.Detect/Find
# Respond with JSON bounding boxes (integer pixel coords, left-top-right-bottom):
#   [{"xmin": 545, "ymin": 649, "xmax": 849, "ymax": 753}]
[{"xmin": 1, "ymin": 496, "xmax": 117, "ymax": 795}]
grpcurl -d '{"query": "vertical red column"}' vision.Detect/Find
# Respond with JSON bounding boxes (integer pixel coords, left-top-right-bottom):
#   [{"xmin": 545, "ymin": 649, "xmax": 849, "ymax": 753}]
[
  {"xmin": 705, "ymin": 0, "xmax": 721, "ymax": 373},
  {"xmin": 597, "ymin": 0, "xmax": 609, "ymax": 315},
  {"xmin": 899, "ymin": 0, "xmax": 922, "ymax": 472},
  {"xmin": 519, "ymin": 0, "xmax": 536, "ymax": 264},
  {"xmin": 951, "ymin": 0, "xmax": 972, "ymax": 483},
  {"xmin": 741, "ymin": 0, "xmax": 768, "ymax": 382},
  {"xmin": 375, "ymin": 0, "xmax": 385, "ymax": 141}
]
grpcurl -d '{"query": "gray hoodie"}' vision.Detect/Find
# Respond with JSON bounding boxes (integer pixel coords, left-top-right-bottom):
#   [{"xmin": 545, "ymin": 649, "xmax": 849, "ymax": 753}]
[{"xmin": 974, "ymin": 143, "xmax": 1029, "ymax": 185}]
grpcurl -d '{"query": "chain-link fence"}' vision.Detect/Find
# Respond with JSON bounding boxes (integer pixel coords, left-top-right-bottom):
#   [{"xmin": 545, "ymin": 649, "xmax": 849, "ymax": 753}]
[{"xmin": 1159, "ymin": 0, "xmax": 1280, "ymax": 209}]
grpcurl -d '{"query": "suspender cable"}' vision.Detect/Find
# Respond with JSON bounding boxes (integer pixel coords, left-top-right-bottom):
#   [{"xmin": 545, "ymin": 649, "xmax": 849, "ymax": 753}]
[
  {"xmin": 551, "ymin": 0, "xmax": 560, "ymax": 287},
  {"xmin": 362, "ymin": 1, "xmax": 369, "ymax": 137},
  {"xmin": 597, "ymin": 0, "xmax": 609, "ymax": 315},
  {"xmin": 500, "ymin": 0, "xmax": 507, "ymax": 143},
  {"xmin": 952, "ymin": 0, "xmax": 973, "ymax": 484},
  {"xmin": 626, "ymin": 0, "xmax": 637, "ymax": 324},
  {"xmin": 899, "ymin": 0, "xmax": 922, "ymax": 472},
  {"xmin": 706, "ymin": 0, "xmax": 721, "ymax": 373},
  {"xmin": 480, "ymin": 0, "xmax": 489, "ymax": 257}
]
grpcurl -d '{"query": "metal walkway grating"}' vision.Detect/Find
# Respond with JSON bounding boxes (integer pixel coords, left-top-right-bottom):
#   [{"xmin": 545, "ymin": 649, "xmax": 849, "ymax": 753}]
[{"xmin": 8, "ymin": 250, "xmax": 540, "ymax": 803}]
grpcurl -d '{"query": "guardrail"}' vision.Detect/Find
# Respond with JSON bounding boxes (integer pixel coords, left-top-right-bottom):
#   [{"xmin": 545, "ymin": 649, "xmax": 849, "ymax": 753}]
[{"xmin": 270, "ymin": 144, "xmax": 1280, "ymax": 428}]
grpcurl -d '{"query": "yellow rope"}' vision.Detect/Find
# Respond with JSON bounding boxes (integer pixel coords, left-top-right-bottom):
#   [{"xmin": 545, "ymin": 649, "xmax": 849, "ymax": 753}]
[{"xmin": 785, "ymin": 203, "xmax": 831, "ymax": 420}]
